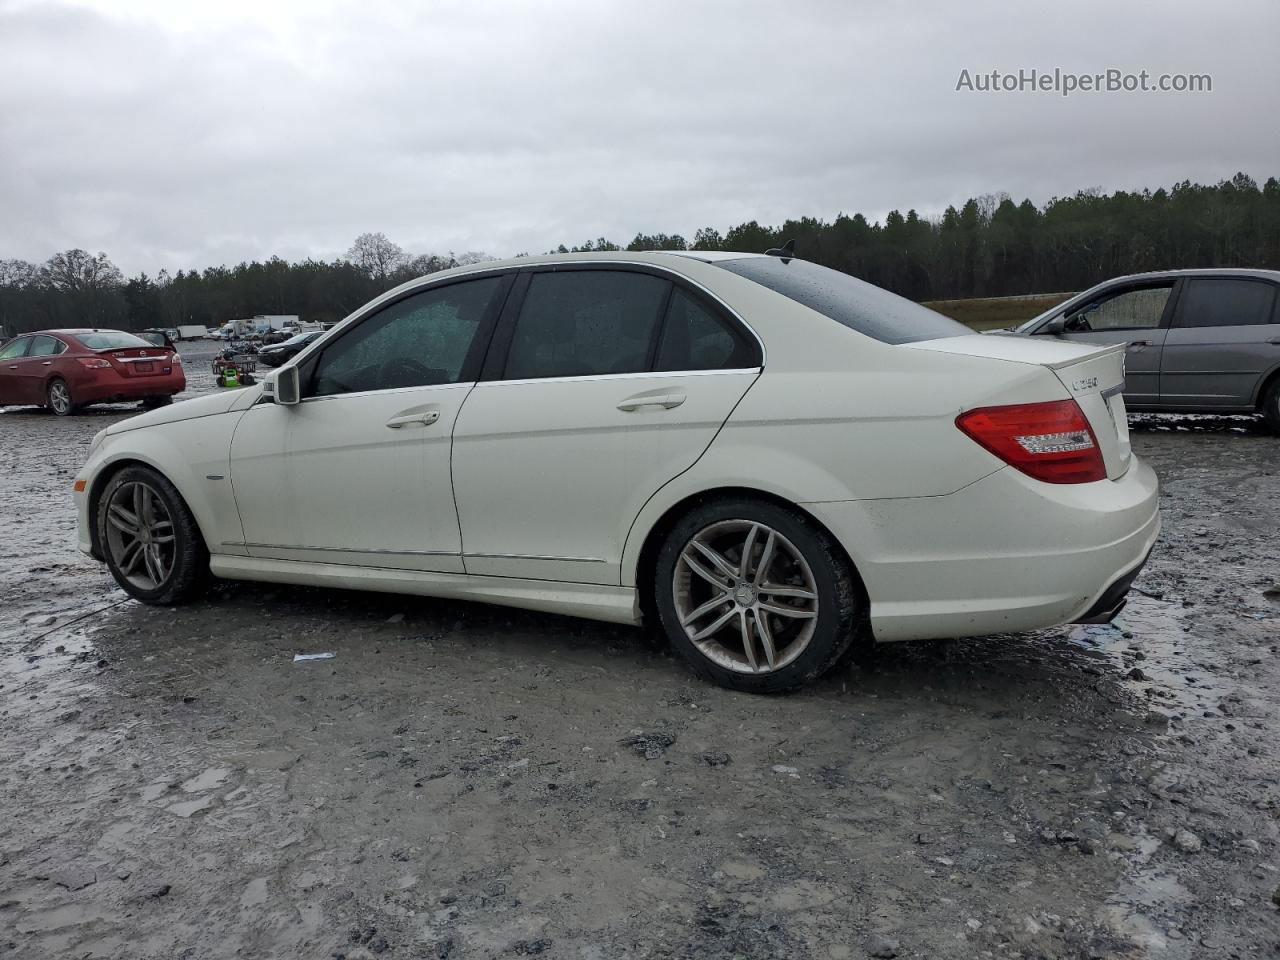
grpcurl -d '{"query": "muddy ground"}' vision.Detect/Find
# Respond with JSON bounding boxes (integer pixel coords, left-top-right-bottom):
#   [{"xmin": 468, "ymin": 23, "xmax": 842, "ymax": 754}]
[{"xmin": 1, "ymin": 347, "xmax": 1278, "ymax": 959}]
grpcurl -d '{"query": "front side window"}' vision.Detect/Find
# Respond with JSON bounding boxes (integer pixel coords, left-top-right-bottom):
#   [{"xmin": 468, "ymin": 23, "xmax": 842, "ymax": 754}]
[
  {"xmin": 0, "ymin": 337, "xmax": 31, "ymax": 360},
  {"xmin": 310, "ymin": 276, "xmax": 502, "ymax": 397},
  {"xmin": 1176, "ymin": 278, "xmax": 1277, "ymax": 328},
  {"xmin": 27, "ymin": 336, "xmax": 65, "ymax": 357},
  {"xmin": 655, "ymin": 289, "xmax": 758, "ymax": 371},
  {"xmin": 503, "ymin": 271, "xmax": 669, "ymax": 380},
  {"xmin": 1067, "ymin": 285, "xmax": 1172, "ymax": 331}
]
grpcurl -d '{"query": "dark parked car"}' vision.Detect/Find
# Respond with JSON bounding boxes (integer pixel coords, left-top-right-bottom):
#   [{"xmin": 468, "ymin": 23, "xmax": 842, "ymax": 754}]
[
  {"xmin": 1015, "ymin": 269, "xmax": 1280, "ymax": 431},
  {"xmin": 0, "ymin": 329, "xmax": 185, "ymax": 415},
  {"xmin": 257, "ymin": 330, "xmax": 323, "ymax": 367},
  {"xmin": 138, "ymin": 329, "xmax": 178, "ymax": 351}
]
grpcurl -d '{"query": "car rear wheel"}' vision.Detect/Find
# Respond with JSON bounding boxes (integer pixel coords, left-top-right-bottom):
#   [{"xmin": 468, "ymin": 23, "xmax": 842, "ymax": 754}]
[
  {"xmin": 141, "ymin": 395, "xmax": 174, "ymax": 409},
  {"xmin": 1262, "ymin": 378, "xmax": 1280, "ymax": 434},
  {"xmin": 653, "ymin": 497, "xmax": 863, "ymax": 693},
  {"xmin": 97, "ymin": 465, "xmax": 208, "ymax": 604},
  {"xmin": 46, "ymin": 378, "xmax": 76, "ymax": 416}
]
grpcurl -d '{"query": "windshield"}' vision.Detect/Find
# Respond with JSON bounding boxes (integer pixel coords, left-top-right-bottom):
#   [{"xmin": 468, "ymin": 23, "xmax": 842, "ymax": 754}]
[
  {"xmin": 712, "ymin": 257, "xmax": 969, "ymax": 345},
  {"xmin": 77, "ymin": 331, "xmax": 153, "ymax": 350}
]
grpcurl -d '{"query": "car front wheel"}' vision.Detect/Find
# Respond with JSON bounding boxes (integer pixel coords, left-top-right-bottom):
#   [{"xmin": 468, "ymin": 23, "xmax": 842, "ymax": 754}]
[
  {"xmin": 653, "ymin": 498, "xmax": 863, "ymax": 693},
  {"xmin": 97, "ymin": 465, "xmax": 208, "ymax": 604}
]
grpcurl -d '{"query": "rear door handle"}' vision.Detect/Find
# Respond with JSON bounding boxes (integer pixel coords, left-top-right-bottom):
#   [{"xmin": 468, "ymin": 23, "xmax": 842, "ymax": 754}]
[
  {"xmin": 1267, "ymin": 337, "xmax": 1280, "ymax": 345},
  {"xmin": 385, "ymin": 410, "xmax": 441, "ymax": 429},
  {"xmin": 617, "ymin": 391, "xmax": 686, "ymax": 412}
]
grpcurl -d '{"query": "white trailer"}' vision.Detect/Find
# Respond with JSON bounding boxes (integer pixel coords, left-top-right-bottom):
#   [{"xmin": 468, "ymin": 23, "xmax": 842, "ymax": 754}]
[
  {"xmin": 176, "ymin": 324, "xmax": 207, "ymax": 341},
  {"xmin": 254, "ymin": 314, "xmax": 299, "ymax": 333}
]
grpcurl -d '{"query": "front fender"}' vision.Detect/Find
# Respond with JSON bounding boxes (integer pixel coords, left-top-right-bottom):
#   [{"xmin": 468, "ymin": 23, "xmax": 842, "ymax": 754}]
[{"xmin": 78, "ymin": 410, "xmax": 248, "ymax": 559}]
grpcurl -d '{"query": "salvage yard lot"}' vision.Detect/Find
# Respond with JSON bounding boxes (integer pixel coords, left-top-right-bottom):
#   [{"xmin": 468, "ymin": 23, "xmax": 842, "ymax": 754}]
[{"xmin": 1, "ymin": 366, "xmax": 1278, "ymax": 958}]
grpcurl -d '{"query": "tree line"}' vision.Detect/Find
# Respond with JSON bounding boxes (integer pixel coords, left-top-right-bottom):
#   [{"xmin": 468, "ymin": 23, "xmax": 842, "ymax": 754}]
[{"xmin": 2, "ymin": 173, "xmax": 1277, "ymax": 337}]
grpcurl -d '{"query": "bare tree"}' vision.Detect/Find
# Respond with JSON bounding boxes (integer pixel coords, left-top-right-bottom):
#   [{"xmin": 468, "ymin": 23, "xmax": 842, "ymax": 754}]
[
  {"xmin": 345, "ymin": 232, "xmax": 409, "ymax": 285},
  {"xmin": 452, "ymin": 251, "xmax": 494, "ymax": 266},
  {"xmin": 42, "ymin": 249, "xmax": 124, "ymax": 294},
  {"xmin": 41, "ymin": 250, "xmax": 124, "ymax": 324}
]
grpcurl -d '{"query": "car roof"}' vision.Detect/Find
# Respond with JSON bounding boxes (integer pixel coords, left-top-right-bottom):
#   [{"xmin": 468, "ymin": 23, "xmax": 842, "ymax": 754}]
[
  {"xmin": 418, "ymin": 250, "xmax": 766, "ymax": 276},
  {"xmin": 1096, "ymin": 267, "xmax": 1280, "ymax": 284}
]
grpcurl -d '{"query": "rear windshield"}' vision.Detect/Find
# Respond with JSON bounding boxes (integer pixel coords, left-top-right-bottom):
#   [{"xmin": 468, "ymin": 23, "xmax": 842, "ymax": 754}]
[
  {"xmin": 712, "ymin": 257, "xmax": 969, "ymax": 345},
  {"xmin": 77, "ymin": 331, "xmax": 153, "ymax": 350}
]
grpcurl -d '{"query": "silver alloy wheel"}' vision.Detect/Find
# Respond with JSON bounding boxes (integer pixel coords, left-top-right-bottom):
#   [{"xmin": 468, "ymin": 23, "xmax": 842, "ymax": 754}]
[
  {"xmin": 104, "ymin": 480, "xmax": 176, "ymax": 590},
  {"xmin": 672, "ymin": 519, "xmax": 819, "ymax": 674},
  {"xmin": 48, "ymin": 380, "xmax": 72, "ymax": 415}
]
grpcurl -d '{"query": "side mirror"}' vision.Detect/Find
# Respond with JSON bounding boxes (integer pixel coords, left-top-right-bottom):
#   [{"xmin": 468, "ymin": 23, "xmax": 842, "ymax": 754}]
[
  {"xmin": 275, "ymin": 365, "xmax": 301, "ymax": 405},
  {"xmin": 1039, "ymin": 316, "xmax": 1067, "ymax": 335}
]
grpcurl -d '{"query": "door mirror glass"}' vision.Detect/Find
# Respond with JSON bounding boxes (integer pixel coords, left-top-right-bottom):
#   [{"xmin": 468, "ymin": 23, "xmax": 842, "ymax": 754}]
[
  {"xmin": 1039, "ymin": 315, "xmax": 1068, "ymax": 335},
  {"xmin": 275, "ymin": 365, "xmax": 300, "ymax": 405}
]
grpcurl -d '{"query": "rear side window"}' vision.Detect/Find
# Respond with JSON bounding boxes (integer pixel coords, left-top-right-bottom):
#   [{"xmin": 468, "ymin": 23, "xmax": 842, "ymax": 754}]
[
  {"xmin": 504, "ymin": 271, "xmax": 668, "ymax": 379},
  {"xmin": 655, "ymin": 289, "xmax": 759, "ymax": 371},
  {"xmin": 77, "ymin": 331, "xmax": 151, "ymax": 350},
  {"xmin": 0, "ymin": 337, "xmax": 30, "ymax": 359},
  {"xmin": 712, "ymin": 257, "xmax": 969, "ymax": 345},
  {"xmin": 1176, "ymin": 278, "xmax": 1277, "ymax": 328},
  {"xmin": 27, "ymin": 336, "xmax": 66, "ymax": 357}
]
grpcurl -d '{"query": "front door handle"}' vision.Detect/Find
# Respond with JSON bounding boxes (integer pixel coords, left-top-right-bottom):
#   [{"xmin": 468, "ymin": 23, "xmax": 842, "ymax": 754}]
[
  {"xmin": 617, "ymin": 391, "xmax": 687, "ymax": 412},
  {"xmin": 385, "ymin": 410, "xmax": 441, "ymax": 429},
  {"xmin": 1267, "ymin": 337, "xmax": 1280, "ymax": 345},
  {"xmin": 1127, "ymin": 340, "xmax": 1152, "ymax": 350},
  {"xmin": 42, "ymin": 361, "xmax": 53, "ymax": 366}
]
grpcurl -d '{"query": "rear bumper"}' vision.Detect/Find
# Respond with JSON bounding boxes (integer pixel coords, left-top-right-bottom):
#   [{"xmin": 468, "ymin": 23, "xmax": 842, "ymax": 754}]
[
  {"xmin": 73, "ymin": 368, "xmax": 185, "ymax": 403},
  {"xmin": 804, "ymin": 458, "xmax": 1161, "ymax": 643},
  {"xmin": 1073, "ymin": 544, "xmax": 1152, "ymax": 623}
]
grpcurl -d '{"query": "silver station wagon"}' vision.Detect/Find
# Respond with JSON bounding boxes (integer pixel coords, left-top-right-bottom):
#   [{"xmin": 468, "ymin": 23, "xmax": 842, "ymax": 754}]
[{"xmin": 1016, "ymin": 269, "xmax": 1280, "ymax": 431}]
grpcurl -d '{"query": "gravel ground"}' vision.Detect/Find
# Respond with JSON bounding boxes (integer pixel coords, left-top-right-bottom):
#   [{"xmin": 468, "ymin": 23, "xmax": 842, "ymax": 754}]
[{"xmin": 1, "ymin": 353, "xmax": 1278, "ymax": 959}]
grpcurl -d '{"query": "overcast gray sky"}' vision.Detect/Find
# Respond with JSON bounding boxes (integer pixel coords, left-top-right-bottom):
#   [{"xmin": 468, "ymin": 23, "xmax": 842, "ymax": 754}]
[{"xmin": 1, "ymin": 0, "xmax": 1277, "ymax": 275}]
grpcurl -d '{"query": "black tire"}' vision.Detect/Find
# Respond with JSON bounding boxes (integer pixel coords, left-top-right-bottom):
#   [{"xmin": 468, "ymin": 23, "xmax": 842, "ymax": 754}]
[
  {"xmin": 46, "ymin": 377, "xmax": 76, "ymax": 416},
  {"xmin": 652, "ymin": 497, "xmax": 863, "ymax": 693},
  {"xmin": 1262, "ymin": 378, "xmax": 1280, "ymax": 434},
  {"xmin": 141, "ymin": 395, "xmax": 174, "ymax": 410},
  {"xmin": 96, "ymin": 465, "xmax": 209, "ymax": 604}
]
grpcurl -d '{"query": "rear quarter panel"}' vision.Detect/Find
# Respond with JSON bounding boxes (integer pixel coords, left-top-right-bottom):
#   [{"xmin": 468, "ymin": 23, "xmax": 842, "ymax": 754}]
[{"xmin": 615, "ymin": 267, "xmax": 1075, "ymax": 586}]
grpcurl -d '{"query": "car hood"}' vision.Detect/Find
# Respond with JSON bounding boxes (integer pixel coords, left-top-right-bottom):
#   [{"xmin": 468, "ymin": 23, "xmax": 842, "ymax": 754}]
[{"xmin": 105, "ymin": 390, "xmax": 246, "ymax": 435}]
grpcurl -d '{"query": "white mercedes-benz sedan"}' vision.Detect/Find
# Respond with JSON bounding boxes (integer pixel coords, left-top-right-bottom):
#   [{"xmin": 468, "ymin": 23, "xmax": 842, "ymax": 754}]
[{"xmin": 75, "ymin": 251, "xmax": 1159, "ymax": 692}]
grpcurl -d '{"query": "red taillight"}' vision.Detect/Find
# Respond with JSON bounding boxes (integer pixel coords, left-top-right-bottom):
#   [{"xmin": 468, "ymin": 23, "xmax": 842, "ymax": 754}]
[
  {"xmin": 956, "ymin": 399, "xmax": 1106, "ymax": 484},
  {"xmin": 77, "ymin": 357, "xmax": 111, "ymax": 369}
]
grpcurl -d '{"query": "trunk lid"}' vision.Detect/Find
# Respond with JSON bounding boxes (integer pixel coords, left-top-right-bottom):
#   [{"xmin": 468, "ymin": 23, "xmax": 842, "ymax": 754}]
[
  {"xmin": 907, "ymin": 335, "xmax": 1132, "ymax": 479},
  {"xmin": 99, "ymin": 346, "xmax": 172, "ymax": 378}
]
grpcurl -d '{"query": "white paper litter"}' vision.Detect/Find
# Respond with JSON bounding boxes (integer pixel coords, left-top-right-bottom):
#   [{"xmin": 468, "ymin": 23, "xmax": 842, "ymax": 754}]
[{"xmin": 293, "ymin": 652, "xmax": 336, "ymax": 662}]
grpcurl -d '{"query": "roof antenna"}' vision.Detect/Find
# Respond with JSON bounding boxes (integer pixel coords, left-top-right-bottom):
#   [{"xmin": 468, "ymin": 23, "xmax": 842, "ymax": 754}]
[{"xmin": 765, "ymin": 238, "xmax": 795, "ymax": 261}]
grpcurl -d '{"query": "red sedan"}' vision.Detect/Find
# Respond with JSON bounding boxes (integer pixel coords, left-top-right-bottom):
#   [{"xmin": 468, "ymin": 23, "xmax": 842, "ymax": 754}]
[{"xmin": 0, "ymin": 329, "xmax": 185, "ymax": 415}]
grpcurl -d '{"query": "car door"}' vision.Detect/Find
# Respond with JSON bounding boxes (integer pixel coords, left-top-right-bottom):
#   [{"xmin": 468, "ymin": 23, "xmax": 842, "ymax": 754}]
[
  {"xmin": 1160, "ymin": 276, "xmax": 1280, "ymax": 409},
  {"xmin": 0, "ymin": 336, "xmax": 33, "ymax": 403},
  {"xmin": 1037, "ymin": 281, "xmax": 1175, "ymax": 407},
  {"xmin": 451, "ymin": 266, "xmax": 762, "ymax": 585},
  {"xmin": 19, "ymin": 335, "xmax": 67, "ymax": 403},
  {"xmin": 227, "ymin": 272, "xmax": 512, "ymax": 572}
]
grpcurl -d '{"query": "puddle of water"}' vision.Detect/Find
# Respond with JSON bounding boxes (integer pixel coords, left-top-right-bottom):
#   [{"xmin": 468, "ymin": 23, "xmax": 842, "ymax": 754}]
[{"xmin": 1067, "ymin": 594, "xmax": 1234, "ymax": 714}]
